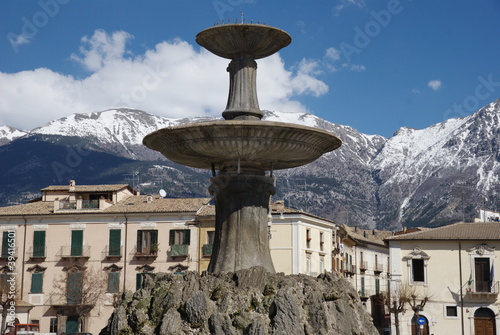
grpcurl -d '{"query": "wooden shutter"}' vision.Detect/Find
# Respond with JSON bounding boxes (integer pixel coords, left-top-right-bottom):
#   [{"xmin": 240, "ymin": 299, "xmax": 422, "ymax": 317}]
[
  {"xmin": 151, "ymin": 230, "xmax": 158, "ymax": 245},
  {"xmin": 1, "ymin": 232, "xmax": 8, "ymax": 257},
  {"xmin": 31, "ymin": 273, "xmax": 43, "ymax": 293},
  {"xmin": 109, "ymin": 229, "xmax": 121, "ymax": 256},
  {"xmin": 137, "ymin": 230, "xmax": 143, "ymax": 253},
  {"xmin": 67, "ymin": 272, "xmax": 83, "ymax": 304},
  {"xmin": 183, "ymin": 230, "xmax": 191, "ymax": 245},
  {"xmin": 169, "ymin": 230, "xmax": 175, "ymax": 246},
  {"xmin": 71, "ymin": 230, "xmax": 83, "ymax": 256},
  {"xmin": 136, "ymin": 273, "xmax": 143, "ymax": 291},
  {"xmin": 33, "ymin": 231, "xmax": 46, "ymax": 257}
]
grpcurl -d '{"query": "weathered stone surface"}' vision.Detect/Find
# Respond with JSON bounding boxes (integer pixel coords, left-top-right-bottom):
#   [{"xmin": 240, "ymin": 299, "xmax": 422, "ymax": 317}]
[{"xmin": 100, "ymin": 267, "xmax": 378, "ymax": 335}]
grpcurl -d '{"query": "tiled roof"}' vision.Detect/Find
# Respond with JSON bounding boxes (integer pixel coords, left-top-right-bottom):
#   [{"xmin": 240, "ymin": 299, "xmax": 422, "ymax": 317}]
[
  {"xmin": 104, "ymin": 196, "xmax": 211, "ymax": 213},
  {"xmin": 41, "ymin": 184, "xmax": 131, "ymax": 192},
  {"xmin": 0, "ymin": 196, "xmax": 211, "ymax": 216},
  {"xmin": 343, "ymin": 224, "xmax": 392, "ymax": 247},
  {"xmin": 386, "ymin": 221, "xmax": 500, "ymax": 240}
]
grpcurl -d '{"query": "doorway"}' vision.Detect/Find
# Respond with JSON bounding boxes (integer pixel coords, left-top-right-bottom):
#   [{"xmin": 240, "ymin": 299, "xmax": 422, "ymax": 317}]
[
  {"xmin": 474, "ymin": 308, "xmax": 496, "ymax": 335},
  {"xmin": 411, "ymin": 315, "xmax": 429, "ymax": 335},
  {"xmin": 65, "ymin": 316, "xmax": 79, "ymax": 333}
]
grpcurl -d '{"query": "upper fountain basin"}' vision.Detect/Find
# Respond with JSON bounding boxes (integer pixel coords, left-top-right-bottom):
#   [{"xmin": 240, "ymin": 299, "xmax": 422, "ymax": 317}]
[
  {"xmin": 196, "ymin": 24, "xmax": 292, "ymax": 59},
  {"xmin": 143, "ymin": 120, "xmax": 341, "ymax": 171}
]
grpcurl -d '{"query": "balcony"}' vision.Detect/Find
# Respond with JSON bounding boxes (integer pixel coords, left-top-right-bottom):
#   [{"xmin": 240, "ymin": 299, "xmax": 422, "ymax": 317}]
[
  {"xmin": 344, "ymin": 264, "xmax": 356, "ymax": 276},
  {"xmin": 55, "ymin": 198, "xmax": 111, "ymax": 212},
  {"xmin": 359, "ymin": 261, "xmax": 368, "ymax": 272},
  {"xmin": 102, "ymin": 245, "xmax": 123, "ymax": 260},
  {"xmin": 0, "ymin": 247, "xmax": 18, "ymax": 260},
  {"xmin": 27, "ymin": 246, "xmax": 46, "ymax": 260},
  {"xmin": 467, "ymin": 281, "xmax": 499, "ymax": 299},
  {"xmin": 132, "ymin": 245, "xmax": 158, "ymax": 260},
  {"xmin": 57, "ymin": 245, "xmax": 90, "ymax": 260},
  {"xmin": 170, "ymin": 244, "xmax": 189, "ymax": 257},
  {"xmin": 374, "ymin": 263, "xmax": 384, "ymax": 274},
  {"xmin": 202, "ymin": 244, "xmax": 213, "ymax": 257}
]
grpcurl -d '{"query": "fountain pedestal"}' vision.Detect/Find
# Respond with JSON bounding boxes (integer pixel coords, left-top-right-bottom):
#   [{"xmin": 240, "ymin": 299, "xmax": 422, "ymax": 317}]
[{"xmin": 208, "ymin": 174, "xmax": 276, "ymax": 273}]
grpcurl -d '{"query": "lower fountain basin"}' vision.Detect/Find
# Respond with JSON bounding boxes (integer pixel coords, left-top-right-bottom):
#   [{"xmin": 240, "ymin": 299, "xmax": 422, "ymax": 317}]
[{"xmin": 143, "ymin": 120, "xmax": 341, "ymax": 171}]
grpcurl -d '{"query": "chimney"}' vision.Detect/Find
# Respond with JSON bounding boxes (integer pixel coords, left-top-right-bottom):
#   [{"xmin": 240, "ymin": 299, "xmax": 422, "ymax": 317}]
[
  {"xmin": 147, "ymin": 194, "xmax": 153, "ymax": 203},
  {"xmin": 69, "ymin": 180, "xmax": 76, "ymax": 192}
]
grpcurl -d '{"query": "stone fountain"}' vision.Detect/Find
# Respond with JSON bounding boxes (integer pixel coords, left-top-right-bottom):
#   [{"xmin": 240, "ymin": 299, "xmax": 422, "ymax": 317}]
[{"xmin": 143, "ymin": 23, "xmax": 341, "ymax": 274}]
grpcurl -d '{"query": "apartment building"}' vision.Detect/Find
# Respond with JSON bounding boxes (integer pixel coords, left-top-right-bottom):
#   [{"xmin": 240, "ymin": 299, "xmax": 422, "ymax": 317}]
[
  {"xmin": 341, "ymin": 225, "xmax": 392, "ymax": 330},
  {"xmin": 0, "ymin": 181, "xmax": 340, "ymax": 334},
  {"xmin": 386, "ymin": 221, "xmax": 500, "ymax": 335}
]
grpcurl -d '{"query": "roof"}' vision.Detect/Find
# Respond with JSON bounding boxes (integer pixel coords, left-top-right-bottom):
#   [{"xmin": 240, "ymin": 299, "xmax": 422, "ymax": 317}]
[
  {"xmin": 343, "ymin": 224, "xmax": 393, "ymax": 247},
  {"xmin": 41, "ymin": 184, "xmax": 132, "ymax": 192},
  {"xmin": 196, "ymin": 202, "xmax": 303, "ymax": 217},
  {"xmin": 0, "ymin": 196, "xmax": 211, "ymax": 216},
  {"xmin": 386, "ymin": 221, "xmax": 500, "ymax": 241}
]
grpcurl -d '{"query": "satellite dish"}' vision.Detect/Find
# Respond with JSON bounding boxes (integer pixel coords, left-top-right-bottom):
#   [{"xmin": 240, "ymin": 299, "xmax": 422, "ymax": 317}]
[{"xmin": 159, "ymin": 189, "xmax": 167, "ymax": 198}]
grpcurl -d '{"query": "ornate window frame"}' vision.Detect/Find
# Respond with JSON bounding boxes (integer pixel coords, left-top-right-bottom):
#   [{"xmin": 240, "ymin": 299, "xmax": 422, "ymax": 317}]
[{"xmin": 403, "ymin": 247, "xmax": 430, "ymax": 286}]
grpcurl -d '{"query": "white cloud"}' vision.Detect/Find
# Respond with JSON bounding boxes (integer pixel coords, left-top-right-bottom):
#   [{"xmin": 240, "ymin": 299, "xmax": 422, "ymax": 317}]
[
  {"xmin": 333, "ymin": 0, "xmax": 366, "ymax": 16},
  {"xmin": 325, "ymin": 47, "xmax": 341, "ymax": 61},
  {"xmin": 0, "ymin": 29, "xmax": 329, "ymax": 130},
  {"xmin": 427, "ymin": 80, "xmax": 442, "ymax": 91}
]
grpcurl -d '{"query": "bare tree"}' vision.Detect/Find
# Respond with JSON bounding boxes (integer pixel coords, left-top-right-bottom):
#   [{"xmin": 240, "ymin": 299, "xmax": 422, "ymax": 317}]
[
  {"xmin": 408, "ymin": 290, "xmax": 430, "ymax": 335},
  {"xmin": 53, "ymin": 266, "xmax": 108, "ymax": 324}
]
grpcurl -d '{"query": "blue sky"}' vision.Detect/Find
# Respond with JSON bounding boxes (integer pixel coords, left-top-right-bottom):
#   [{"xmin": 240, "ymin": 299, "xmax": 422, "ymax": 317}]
[{"xmin": 1, "ymin": 0, "xmax": 499, "ymax": 137}]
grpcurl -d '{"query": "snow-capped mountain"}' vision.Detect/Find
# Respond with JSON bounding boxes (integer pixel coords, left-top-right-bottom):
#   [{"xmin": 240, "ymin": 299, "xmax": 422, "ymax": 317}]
[
  {"xmin": 0, "ymin": 125, "xmax": 27, "ymax": 145},
  {"xmin": 0, "ymin": 99, "xmax": 499, "ymax": 230}
]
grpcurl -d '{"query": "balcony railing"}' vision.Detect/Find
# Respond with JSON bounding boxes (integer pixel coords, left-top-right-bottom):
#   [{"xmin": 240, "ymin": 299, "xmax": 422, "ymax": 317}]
[
  {"xmin": 27, "ymin": 246, "xmax": 46, "ymax": 259},
  {"xmin": 374, "ymin": 263, "xmax": 384, "ymax": 273},
  {"xmin": 132, "ymin": 245, "xmax": 158, "ymax": 259},
  {"xmin": 170, "ymin": 244, "xmax": 189, "ymax": 257},
  {"xmin": 359, "ymin": 261, "xmax": 368, "ymax": 271},
  {"xmin": 57, "ymin": 199, "xmax": 100, "ymax": 210},
  {"xmin": 344, "ymin": 264, "xmax": 356, "ymax": 275},
  {"xmin": 202, "ymin": 244, "xmax": 213, "ymax": 257},
  {"xmin": 82, "ymin": 199, "xmax": 99, "ymax": 209},
  {"xmin": 57, "ymin": 245, "xmax": 90, "ymax": 259},
  {"xmin": 102, "ymin": 245, "xmax": 123, "ymax": 259},
  {"xmin": 468, "ymin": 281, "xmax": 499, "ymax": 297}
]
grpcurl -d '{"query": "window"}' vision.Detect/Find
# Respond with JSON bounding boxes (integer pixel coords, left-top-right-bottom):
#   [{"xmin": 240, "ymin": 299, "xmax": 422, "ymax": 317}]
[
  {"xmin": 136, "ymin": 230, "xmax": 158, "ymax": 255},
  {"xmin": 320, "ymin": 257, "xmax": 324, "ymax": 273},
  {"xmin": 306, "ymin": 229, "xmax": 311, "ymax": 249},
  {"xmin": 445, "ymin": 305, "xmax": 458, "ymax": 318},
  {"xmin": 207, "ymin": 231, "xmax": 215, "ymax": 245},
  {"xmin": 375, "ymin": 278, "xmax": 380, "ymax": 295},
  {"xmin": 108, "ymin": 272, "xmax": 120, "ymax": 293},
  {"xmin": 412, "ymin": 259, "xmax": 425, "ymax": 282},
  {"xmin": 320, "ymin": 232, "xmax": 324, "ymax": 251},
  {"xmin": 475, "ymin": 258, "xmax": 492, "ymax": 292},
  {"xmin": 108, "ymin": 229, "xmax": 121, "ymax": 256},
  {"xmin": 31, "ymin": 273, "xmax": 43, "ymax": 293},
  {"xmin": 70, "ymin": 230, "xmax": 83, "ymax": 256},
  {"xmin": 136, "ymin": 272, "xmax": 151, "ymax": 290},
  {"xmin": 306, "ymin": 256, "xmax": 311, "ymax": 275},
  {"xmin": 49, "ymin": 318, "xmax": 58, "ymax": 333},
  {"xmin": 67, "ymin": 272, "xmax": 83, "ymax": 304},
  {"xmin": 169, "ymin": 229, "xmax": 191, "ymax": 245},
  {"xmin": 33, "ymin": 231, "xmax": 46, "ymax": 257}
]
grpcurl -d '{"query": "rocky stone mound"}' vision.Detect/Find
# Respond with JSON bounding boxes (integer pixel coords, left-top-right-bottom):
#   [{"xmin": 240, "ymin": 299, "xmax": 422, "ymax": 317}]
[{"xmin": 100, "ymin": 267, "xmax": 378, "ymax": 335}]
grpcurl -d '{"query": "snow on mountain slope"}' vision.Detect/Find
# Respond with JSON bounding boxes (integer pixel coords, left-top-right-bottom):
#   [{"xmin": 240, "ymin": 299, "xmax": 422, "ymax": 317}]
[{"xmin": 0, "ymin": 125, "xmax": 27, "ymax": 146}]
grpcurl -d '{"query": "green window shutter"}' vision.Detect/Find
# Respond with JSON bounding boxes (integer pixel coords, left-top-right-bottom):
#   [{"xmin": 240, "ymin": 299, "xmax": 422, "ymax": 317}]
[
  {"xmin": 169, "ymin": 230, "xmax": 175, "ymax": 245},
  {"xmin": 31, "ymin": 273, "xmax": 43, "ymax": 293},
  {"xmin": 1, "ymin": 232, "xmax": 8, "ymax": 257},
  {"xmin": 67, "ymin": 272, "xmax": 83, "ymax": 304},
  {"xmin": 375, "ymin": 278, "xmax": 380, "ymax": 295},
  {"xmin": 109, "ymin": 230, "xmax": 121, "ymax": 256},
  {"xmin": 33, "ymin": 231, "xmax": 46, "ymax": 257},
  {"xmin": 71, "ymin": 230, "xmax": 83, "ymax": 256},
  {"xmin": 136, "ymin": 273, "xmax": 143, "ymax": 291},
  {"xmin": 137, "ymin": 230, "xmax": 143, "ymax": 253},
  {"xmin": 108, "ymin": 272, "xmax": 120, "ymax": 293},
  {"xmin": 184, "ymin": 230, "xmax": 191, "ymax": 245},
  {"xmin": 361, "ymin": 276, "xmax": 365, "ymax": 296},
  {"xmin": 151, "ymin": 230, "xmax": 158, "ymax": 245}
]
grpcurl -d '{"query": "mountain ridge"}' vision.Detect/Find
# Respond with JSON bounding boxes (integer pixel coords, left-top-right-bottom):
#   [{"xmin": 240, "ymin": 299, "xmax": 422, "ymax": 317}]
[{"xmin": 0, "ymin": 98, "xmax": 498, "ymax": 230}]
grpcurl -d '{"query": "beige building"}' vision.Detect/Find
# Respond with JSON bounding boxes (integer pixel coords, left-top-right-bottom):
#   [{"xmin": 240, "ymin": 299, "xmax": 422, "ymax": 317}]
[
  {"xmin": 386, "ymin": 221, "xmax": 500, "ymax": 335},
  {"xmin": 340, "ymin": 225, "xmax": 392, "ymax": 330},
  {"xmin": 0, "ymin": 181, "xmax": 340, "ymax": 334}
]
